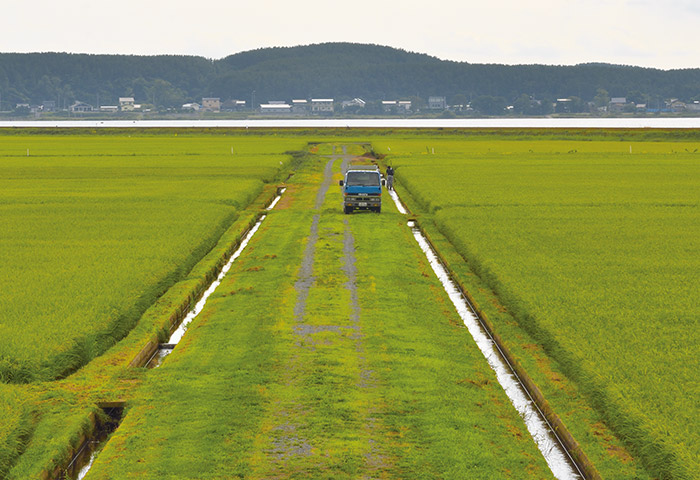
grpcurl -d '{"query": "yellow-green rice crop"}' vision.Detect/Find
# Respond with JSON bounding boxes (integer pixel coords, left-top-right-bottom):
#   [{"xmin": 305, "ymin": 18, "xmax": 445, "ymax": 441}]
[
  {"xmin": 0, "ymin": 133, "xmax": 304, "ymax": 383},
  {"xmin": 373, "ymin": 134, "xmax": 700, "ymax": 479}
]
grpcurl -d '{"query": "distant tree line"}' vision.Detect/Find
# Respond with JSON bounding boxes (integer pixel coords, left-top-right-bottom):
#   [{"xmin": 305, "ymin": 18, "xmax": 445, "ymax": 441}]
[{"xmin": 1, "ymin": 43, "xmax": 699, "ymax": 114}]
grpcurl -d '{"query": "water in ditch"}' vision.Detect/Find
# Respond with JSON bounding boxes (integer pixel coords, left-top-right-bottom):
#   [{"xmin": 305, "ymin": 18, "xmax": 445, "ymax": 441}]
[
  {"xmin": 407, "ymin": 220, "xmax": 582, "ymax": 479},
  {"xmin": 64, "ymin": 188, "xmax": 288, "ymax": 477},
  {"xmin": 166, "ymin": 188, "xmax": 287, "ymax": 350},
  {"xmin": 58, "ymin": 406, "xmax": 123, "ymax": 480}
]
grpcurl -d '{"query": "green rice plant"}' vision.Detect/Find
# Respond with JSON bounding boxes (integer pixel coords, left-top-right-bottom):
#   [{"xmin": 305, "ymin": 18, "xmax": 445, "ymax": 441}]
[
  {"xmin": 0, "ymin": 134, "xmax": 305, "ymax": 382},
  {"xmin": 373, "ymin": 135, "xmax": 700, "ymax": 479},
  {"xmin": 0, "ymin": 387, "xmax": 34, "ymax": 477}
]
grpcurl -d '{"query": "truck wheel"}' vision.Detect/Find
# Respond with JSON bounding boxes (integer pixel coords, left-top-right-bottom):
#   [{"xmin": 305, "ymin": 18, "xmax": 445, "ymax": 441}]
[
  {"xmin": 375, "ymin": 206, "xmax": 381, "ymax": 213},
  {"xmin": 344, "ymin": 206, "xmax": 353, "ymax": 214}
]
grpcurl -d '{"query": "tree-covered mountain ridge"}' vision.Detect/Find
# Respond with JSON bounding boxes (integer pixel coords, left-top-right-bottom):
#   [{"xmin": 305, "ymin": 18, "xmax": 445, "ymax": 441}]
[{"xmin": 1, "ymin": 42, "xmax": 698, "ymax": 113}]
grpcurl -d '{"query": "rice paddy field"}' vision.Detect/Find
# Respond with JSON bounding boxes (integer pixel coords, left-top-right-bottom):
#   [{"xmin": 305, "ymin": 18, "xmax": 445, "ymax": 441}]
[
  {"xmin": 371, "ymin": 132, "xmax": 700, "ymax": 479},
  {"xmin": 0, "ymin": 129, "xmax": 697, "ymax": 479},
  {"xmin": 0, "ymin": 132, "xmax": 305, "ymax": 476},
  {"xmin": 0, "ymin": 133, "xmax": 305, "ymax": 383}
]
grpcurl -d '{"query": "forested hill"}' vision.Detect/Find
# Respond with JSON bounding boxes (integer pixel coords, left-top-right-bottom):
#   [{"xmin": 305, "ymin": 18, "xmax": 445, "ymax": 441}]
[{"xmin": 1, "ymin": 42, "xmax": 699, "ymax": 110}]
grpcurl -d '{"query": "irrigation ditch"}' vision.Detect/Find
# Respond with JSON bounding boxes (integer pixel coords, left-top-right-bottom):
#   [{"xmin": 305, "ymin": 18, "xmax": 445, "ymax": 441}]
[
  {"xmin": 46, "ymin": 185, "xmax": 289, "ymax": 479},
  {"xmin": 131, "ymin": 186, "xmax": 288, "ymax": 370},
  {"xmin": 387, "ymin": 186, "xmax": 599, "ymax": 479},
  {"xmin": 48, "ymin": 404, "xmax": 124, "ymax": 480}
]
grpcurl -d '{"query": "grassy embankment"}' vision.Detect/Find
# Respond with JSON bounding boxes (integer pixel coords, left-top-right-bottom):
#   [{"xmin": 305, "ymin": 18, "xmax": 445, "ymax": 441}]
[
  {"xmin": 86, "ymin": 144, "xmax": 552, "ymax": 479},
  {"xmin": 372, "ymin": 132, "xmax": 699, "ymax": 479},
  {"xmin": 0, "ymin": 132, "xmax": 305, "ymax": 477}
]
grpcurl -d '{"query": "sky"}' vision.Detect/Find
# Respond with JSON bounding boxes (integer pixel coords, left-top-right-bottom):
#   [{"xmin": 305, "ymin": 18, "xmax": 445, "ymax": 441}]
[{"xmin": 3, "ymin": 0, "xmax": 699, "ymax": 70}]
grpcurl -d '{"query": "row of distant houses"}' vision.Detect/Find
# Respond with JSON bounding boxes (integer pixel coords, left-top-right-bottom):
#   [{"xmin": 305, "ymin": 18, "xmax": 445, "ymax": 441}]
[
  {"xmin": 67, "ymin": 97, "xmax": 140, "ymax": 113},
  {"xmin": 609, "ymin": 97, "xmax": 700, "ymax": 113},
  {"xmin": 556, "ymin": 96, "xmax": 700, "ymax": 114},
  {"xmin": 178, "ymin": 96, "xmax": 449, "ymax": 114},
  {"xmin": 15, "ymin": 94, "xmax": 700, "ymax": 115},
  {"xmin": 253, "ymin": 96, "xmax": 448, "ymax": 114}
]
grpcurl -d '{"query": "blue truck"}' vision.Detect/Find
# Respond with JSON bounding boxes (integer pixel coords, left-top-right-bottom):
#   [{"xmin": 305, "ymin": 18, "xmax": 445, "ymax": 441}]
[{"xmin": 339, "ymin": 165, "xmax": 384, "ymax": 214}]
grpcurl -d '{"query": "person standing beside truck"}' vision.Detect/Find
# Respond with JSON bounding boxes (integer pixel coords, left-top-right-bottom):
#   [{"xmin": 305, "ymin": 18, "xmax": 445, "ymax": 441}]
[
  {"xmin": 386, "ymin": 165, "xmax": 394, "ymax": 191},
  {"xmin": 340, "ymin": 165, "xmax": 383, "ymax": 214}
]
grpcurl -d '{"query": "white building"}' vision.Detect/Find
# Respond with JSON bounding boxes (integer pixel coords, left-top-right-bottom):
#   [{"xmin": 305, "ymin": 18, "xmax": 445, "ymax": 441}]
[
  {"xmin": 382, "ymin": 100, "xmax": 397, "ymax": 112},
  {"xmin": 311, "ymin": 99, "xmax": 334, "ymax": 113},
  {"xmin": 222, "ymin": 99, "xmax": 246, "ymax": 111},
  {"xmin": 119, "ymin": 97, "xmax": 135, "ymax": 112},
  {"xmin": 260, "ymin": 103, "xmax": 292, "ymax": 114},
  {"xmin": 687, "ymin": 101, "xmax": 700, "ymax": 112},
  {"xmin": 292, "ymin": 99, "xmax": 309, "ymax": 113},
  {"xmin": 341, "ymin": 98, "xmax": 366, "ymax": 109},
  {"xmin": 70, "ymin": 101, "xmax": 94, "ymax": 113},
  {"xmin": 428, "ymin": 96, "xmax": 447, "ymax": 109}
]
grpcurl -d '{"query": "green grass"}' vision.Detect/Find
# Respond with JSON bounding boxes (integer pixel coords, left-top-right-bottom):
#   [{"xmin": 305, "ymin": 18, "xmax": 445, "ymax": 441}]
[
  {"xmin": 372, "ymin": 134, "xmax": 700, "ymax": 479},
  {"xmin": 0, "ymin": 131, "xmax": 304, "ymax": 476},
  {"xmin": 0, "ymin": 134, "xmax": 304, "ymax": 383},
  {"xmin": 0, "ymin": 387, "xmax": 34, "ymax": 478}
]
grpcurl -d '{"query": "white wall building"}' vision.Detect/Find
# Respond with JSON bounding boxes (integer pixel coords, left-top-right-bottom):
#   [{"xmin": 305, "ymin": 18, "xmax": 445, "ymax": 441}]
[
  {"xmin": 311, "ymin": 99, "xmax": 334, "ymax": 113},
  {"xmin": 260, "ymin": 103, "xmax": 292, "ymax": 114},
  {"xmin": 119, "ymin": 97, "xmax": 135, "ymax": 112}
]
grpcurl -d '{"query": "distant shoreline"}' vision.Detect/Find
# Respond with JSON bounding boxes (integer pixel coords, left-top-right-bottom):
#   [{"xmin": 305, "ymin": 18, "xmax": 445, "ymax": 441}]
[{"xmin": 2, "ymin": 118, "xmax": 700, "ymax": 129}]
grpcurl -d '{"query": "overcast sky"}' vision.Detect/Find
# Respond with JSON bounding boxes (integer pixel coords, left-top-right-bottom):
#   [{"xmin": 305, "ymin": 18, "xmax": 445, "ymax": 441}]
[{"xmin": 3, "ymin": 0, "xmax": 699, "ymax": 69}]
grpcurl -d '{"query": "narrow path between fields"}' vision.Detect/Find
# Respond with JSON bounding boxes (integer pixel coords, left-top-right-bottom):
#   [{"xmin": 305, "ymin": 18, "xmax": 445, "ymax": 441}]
[{"xmin": 259, "ymin": 146, "xmax": 394, "ymax": 478}]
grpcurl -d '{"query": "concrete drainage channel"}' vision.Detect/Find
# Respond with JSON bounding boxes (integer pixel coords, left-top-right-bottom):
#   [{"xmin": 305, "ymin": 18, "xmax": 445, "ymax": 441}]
[
  {"xmin": 52, "ymin": 404, "xmax": 124, "ymax": 480},
  {"xmin": 389, "ymin": 191, "xmax": 594, "ymax": 480},
  {"xmin": 147, "ymin": 187, "xmax": 287, "ymax": 368},
  {"xmin": 56, "ymin": 187, "xmax": 287, "ymax": 478}
]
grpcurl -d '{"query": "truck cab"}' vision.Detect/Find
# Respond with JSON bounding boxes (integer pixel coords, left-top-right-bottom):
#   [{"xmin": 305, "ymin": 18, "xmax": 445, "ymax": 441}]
[{"xmin": 339, "ymin": 165, "xmax": 384, "ymax": 214}]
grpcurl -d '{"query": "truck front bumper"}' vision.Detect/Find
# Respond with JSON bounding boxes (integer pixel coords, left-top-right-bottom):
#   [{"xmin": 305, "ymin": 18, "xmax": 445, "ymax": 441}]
[{"xmin": 344, "ymin": 195, "xmax": 381, "ymax": 209}]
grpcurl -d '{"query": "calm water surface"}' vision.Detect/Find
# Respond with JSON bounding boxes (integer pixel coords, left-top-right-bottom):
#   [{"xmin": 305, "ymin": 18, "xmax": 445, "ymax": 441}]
[{"xmin": 1, "ymin": 118, "xmax": 699, "ymax": 128}]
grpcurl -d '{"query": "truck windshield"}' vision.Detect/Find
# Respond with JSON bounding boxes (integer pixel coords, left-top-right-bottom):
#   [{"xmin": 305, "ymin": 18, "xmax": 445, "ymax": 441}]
[{"xmin": 346, "ymin": 171, "xmax": 379, "ymax": 186}]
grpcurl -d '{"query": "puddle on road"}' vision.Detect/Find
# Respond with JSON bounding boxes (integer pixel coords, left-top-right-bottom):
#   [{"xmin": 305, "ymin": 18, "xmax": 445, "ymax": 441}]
[{"xmin": 407, "ymin": 221, "xmax": 582, "ymax": 480}]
